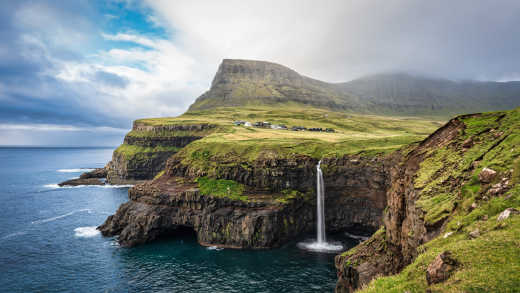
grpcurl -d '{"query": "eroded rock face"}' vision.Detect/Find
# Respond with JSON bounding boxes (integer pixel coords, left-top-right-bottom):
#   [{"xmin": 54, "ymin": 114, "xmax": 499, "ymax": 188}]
[
  {"xmin": 100, "ymin": 154, "xmax": 390, "ymax": 248},
  {"xmin": 105, "ymin": 123, "xmax": 215, "ymax": 184},
  {"xmin": 99, "ymin": 178, "xmax": 313, "ymax": 248},
  {"xmin": 335, "ymin": 117, "xmax": 466, "ymax": 292},
  {"xmin": 426, "ymin": 251, "xmax": 458, "ymax": 285}
]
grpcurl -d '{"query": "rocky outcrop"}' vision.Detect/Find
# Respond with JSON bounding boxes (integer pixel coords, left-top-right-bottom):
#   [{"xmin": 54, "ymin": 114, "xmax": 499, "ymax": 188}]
[
  {"xmin": 106, "ymin": 150, "xmax": 175, "ymax": 185},
  {"xmin": 426, "ymin": 251, "xmax": 458, "ymax": 285},
  {"xmin": 58, "ymin": 168, "xmax": 107, "ymax": 186},
  {"xmin": 59, "ymin": 177, "xmax": 105, "ymax": 186},
  {"xmin": 99, "ymin": 177, "xmax": 314, "ymax": 248}
]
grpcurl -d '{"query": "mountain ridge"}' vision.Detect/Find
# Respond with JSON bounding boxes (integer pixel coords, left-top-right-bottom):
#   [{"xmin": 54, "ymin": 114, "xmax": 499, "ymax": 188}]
[{"xmin": 189, "ymin": 59, "xmax": 520, "ymax": 116}]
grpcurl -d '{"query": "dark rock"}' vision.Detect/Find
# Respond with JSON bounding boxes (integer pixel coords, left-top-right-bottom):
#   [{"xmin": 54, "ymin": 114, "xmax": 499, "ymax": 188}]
[
  {"xmin": 79, "ymin": 168, "xmax": 107, "ymax": 179},
  {"xmin": 426, "ymin": 251, "xmax": 458, "ymax": 285},
  {"xmin": 479, "ymin": 167, "xmax": 497, "ymax": 183},
  {"xmin": 58, "ymin": 178, "xmax": 104, "ymax": 186},
  {"xmin": 462, "ymin": 138, "xmax": 473, "ymax": 148}
]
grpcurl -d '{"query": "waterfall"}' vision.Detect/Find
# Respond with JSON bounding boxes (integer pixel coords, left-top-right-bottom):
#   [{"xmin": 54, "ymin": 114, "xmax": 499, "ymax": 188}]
[
  {"xmin": 296, "ymin": 160, "xmax": 343, "ymax": 252},
  {"xmin": 316, "ymin": 160, "xmax": 326, "ymax": 243}
]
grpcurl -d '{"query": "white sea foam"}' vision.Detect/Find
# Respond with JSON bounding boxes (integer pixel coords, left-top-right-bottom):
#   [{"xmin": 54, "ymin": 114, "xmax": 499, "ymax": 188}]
[
  {"xmin": 43, "ymin": 184, "xmax": 133, "ymax": 189},
  {"xmin": 345, "ymin": 232, "xmax": 369, "ymax": 241},
  {"xmin": 74, "ymin": 226, "xmax": 100, "ymax": 238},
  {"xmin": 207, "ymin": 246, "xmax": 224, "ymax": 251},
  {"xmin": 57, "ymin": 168, "xmax": 95, "ymax": 173},
  {"xmin": 31, "ymin": 209, "xmax": 91, "ymax": 224},
  {"xmin": 1, "ymin": 231, "xmax": 27, "ymax": 240},
  {"xmin": 297, "ymin": 240, "xmax": 343, "ymax": 253}
]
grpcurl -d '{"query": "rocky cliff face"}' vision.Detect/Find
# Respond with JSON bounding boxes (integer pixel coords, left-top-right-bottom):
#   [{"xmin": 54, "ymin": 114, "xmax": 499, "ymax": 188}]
[
  {"xmin": 100, "ymin": 153, "xmax": 390, "ymax": 248},
  {"xmin": 99, "ymin": 177, "xmax": 314, "ymax": 248},
  {"xmin": 105, "ymin": 122, "xmax": 217, "ymax": 184},
  {"xmin": 335, "ymin": 108, "xmax": 520, "ymax": 292}
]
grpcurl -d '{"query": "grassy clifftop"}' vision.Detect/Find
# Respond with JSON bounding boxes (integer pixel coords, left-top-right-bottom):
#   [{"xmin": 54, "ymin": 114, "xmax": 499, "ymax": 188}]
[{"xmin": 151, "ymin": 106, "xmax": 441, "ymax": 168}]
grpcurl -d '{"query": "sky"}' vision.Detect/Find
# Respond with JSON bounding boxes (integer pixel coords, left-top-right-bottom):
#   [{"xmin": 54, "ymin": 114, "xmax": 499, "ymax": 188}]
[{"xmin": 1, "ymin": 0, "xmax": 520, "ymax": 146}]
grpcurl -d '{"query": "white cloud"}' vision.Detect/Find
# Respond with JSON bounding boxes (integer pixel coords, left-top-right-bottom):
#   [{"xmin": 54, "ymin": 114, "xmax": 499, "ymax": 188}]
[
  {"xmin": 55, "ymin": 32, "xmax": 207, "ymax": 121},
  {"xmin": 144, "ymin": 0, "xmax": 520, "ymax": 82}
]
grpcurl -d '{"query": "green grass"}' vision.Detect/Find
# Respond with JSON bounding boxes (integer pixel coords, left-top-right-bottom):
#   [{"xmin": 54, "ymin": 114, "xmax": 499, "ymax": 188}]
[
  {"xmin": 117, "ymin": 106, "xmax": 442, "ymax": 177},
  {"xmin": 114, "ymin": 144, "xmax": 181, "ymax": 159},
  {"xmin": 196, "ymin": 176, "xmax": 248, "ymax": 201}
]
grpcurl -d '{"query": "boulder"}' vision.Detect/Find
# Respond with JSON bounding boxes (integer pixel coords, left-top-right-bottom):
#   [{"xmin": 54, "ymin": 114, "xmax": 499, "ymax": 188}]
[
  {"xmin": 426, "ymin": 251, "xmax": 458, "ymax": 285},
  {"xmin": 497, "ymin": 208, "xmax": 519, "ymax": 221},
  {"xmin": 469, "ymin": 229, "xmax": 480, "ymax": 239},
  {"xmin": 462, "ymin": 138, "xmax": 473, "ymax": 148},
  {"xmin": 478, "ymin": 168, "xmax": 497, "ymax": 183}
]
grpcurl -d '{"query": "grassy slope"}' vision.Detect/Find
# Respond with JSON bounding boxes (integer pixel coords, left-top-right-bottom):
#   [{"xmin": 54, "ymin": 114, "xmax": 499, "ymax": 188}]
[
  {"xmin": 140, "ymin": 106, "xmax": 442, "ymax": 164},
  {"xmin": 358, "ymin": 108, "xmax": 520, "ymax": 292}
]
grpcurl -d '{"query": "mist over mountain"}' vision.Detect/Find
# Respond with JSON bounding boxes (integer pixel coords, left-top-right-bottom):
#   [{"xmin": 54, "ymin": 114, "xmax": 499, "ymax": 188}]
[{"xmin": 189, "ymin": 59, "xmax": 520, "ymax": 116}]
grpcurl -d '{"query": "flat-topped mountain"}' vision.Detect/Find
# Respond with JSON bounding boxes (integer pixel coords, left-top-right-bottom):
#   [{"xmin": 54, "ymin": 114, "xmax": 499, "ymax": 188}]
[
  {"xmin": 189, "ymin": 59, "xmax": 520, "ymax": 116},
  {"xmin": 189, "ymin": 59, "xmax": 360, "ymax": 111}
]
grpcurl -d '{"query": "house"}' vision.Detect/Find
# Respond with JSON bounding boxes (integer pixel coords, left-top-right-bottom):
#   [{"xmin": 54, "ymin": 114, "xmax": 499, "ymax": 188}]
[
  {"xmin": 254, "ymin": 121, "xmax": 272, "ymax": 128},
  {"xmin": 291, "ymin": 126, "xmax": 307, "ymax": 131},
  {"xmin": 244, "ymin": 121, "xmax": 252, "ymax": 127}
]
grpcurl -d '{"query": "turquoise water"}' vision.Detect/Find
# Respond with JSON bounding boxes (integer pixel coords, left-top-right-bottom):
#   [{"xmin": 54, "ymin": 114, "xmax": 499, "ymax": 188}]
[{"xmin": 0, "ymin": 147, "xmax": 357, "ymax": 292}]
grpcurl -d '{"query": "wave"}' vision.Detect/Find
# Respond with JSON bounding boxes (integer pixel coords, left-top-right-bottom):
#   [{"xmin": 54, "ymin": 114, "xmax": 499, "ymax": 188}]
[
  {"xmin": 31, "ymin": 209, "xmax": 92, "ymax": 224},
  {"xmin": 207, "ymin": 246, "xmax": 224, "ymax": 251},
  {"xmin": 344, "ymin": 232, "xmax": 369, "ymax": 241},
  {"xmin": 57, "ymin": 168, "xmax": 95, "ymax": 173},
  {"xmin": 1, "ymin": 231, "xmax": 27, "ymax": 240},
  {"xmin": 43, "ymin": 184, "xmax": 133, "ymax": 189},
  {"xmin": 74, "ymin": 226, "xmax": 100, "ymax": 238}
]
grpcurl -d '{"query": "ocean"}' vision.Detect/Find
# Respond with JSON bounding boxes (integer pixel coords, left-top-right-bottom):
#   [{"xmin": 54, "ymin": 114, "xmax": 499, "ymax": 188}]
[{"xmin": 0, "ymin": 147, "xmax": 357, "ymax": 292}]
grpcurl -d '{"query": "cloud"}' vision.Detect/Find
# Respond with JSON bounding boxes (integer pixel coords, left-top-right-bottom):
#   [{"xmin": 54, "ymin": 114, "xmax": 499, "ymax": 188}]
[
  {"xmin": 2, "ymin": 0, "xmax": 520, "ymax": 145},
  {"xmin": 145, "ymin": 0, "xmax": 520, "ymax": 82}
]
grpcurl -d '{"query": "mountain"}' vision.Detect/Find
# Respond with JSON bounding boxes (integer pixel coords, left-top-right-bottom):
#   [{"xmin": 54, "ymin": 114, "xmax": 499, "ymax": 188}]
[
  {"xmin": 189, "ymin": 59, "xmax": 520, "ymax": 116},
  {"xmin": 188, "ymin": 59, "xmax": 361, "ymax": 111}
]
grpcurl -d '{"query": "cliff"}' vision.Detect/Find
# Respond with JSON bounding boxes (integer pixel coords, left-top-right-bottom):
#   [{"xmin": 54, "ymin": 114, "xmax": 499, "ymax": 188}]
[
  {"xmin": 105, "ymin": 121, "xmax": 219, "ymax": 184},
  {"xmin": 335, "ymin": 107, "xmax": 520, "ymax": 292},
  {"xmin": 99, "ymin": 154, "xmax": 389, "ymax": 248}
]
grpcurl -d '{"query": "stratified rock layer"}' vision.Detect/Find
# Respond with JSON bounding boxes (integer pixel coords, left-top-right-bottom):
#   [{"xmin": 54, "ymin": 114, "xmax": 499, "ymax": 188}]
[
  {"xmin": 105, "ymin": 122, "xmax": 216, "ymax": 184},
  {"xmin": 100, "ymin": 154, "xmax": 389, "ymax": 248}
]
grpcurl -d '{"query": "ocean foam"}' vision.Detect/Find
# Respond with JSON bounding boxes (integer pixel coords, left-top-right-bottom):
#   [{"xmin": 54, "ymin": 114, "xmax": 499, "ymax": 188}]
[
  {"xmin": 43, "ymin": 184, "xmax": 133, "ymax": 189},
  {"xmin": 297, "ymin": 240, "xmax": 344, "ymax": 253},
  {"xmin": 74, "ymin": 226, "xmax": 100, "ymax": 238},
  {"xmin": 345, "ymin": 232, "xmax": 369, "ymax": 241},
  {"xmin": 207, "ymin": 246, "xmax": 224, "ymax": 251},
  {"xmin": 31, "ymin": 209, "xmax": 91, "ymax": 224},
  {"xmin": 57, "ymin": 168, "xmax": 95, "ymax": 173},
  {"xmin": 1, "ymin": 231, "xmax": 27, "ymax": 240}
]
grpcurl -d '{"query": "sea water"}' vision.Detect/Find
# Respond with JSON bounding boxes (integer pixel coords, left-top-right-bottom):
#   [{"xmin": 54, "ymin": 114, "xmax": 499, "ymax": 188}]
[{"xmin": 0, "ymin": 147, "xmax": 358, "ymax": 292}]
